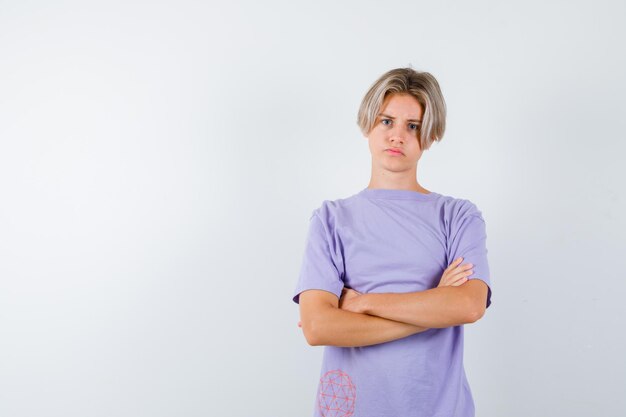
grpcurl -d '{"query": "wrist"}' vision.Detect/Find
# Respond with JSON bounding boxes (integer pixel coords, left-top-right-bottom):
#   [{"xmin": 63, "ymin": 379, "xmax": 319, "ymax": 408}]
[{"xmin": 357, "ymin": 294, "xmax": 371, "ymax": 314}]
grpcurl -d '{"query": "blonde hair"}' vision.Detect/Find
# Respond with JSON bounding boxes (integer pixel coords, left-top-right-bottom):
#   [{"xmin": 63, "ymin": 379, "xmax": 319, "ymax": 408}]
[{"xmin": 357, "ymin": 67, "xmax": 447, "ymax": 151}]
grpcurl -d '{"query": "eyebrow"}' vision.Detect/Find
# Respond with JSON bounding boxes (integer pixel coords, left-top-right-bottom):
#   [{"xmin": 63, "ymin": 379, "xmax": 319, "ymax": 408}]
[{"xmin": 378, "ymin": 113, "xmax": 422, "ymax": 123}]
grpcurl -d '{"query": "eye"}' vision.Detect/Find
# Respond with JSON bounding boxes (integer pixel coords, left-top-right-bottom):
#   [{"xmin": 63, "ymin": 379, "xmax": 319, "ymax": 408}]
[
  {"xmin": 381, "ymin": 118, "xmax": 392, "ymax": 126},
  {"xmin": 409, "ymin": 123, "xmax": 420, "ymax": 131}
]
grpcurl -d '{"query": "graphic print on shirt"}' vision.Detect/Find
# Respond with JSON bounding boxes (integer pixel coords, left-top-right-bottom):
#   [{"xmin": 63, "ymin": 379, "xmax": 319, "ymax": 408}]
[{"xmin": 317, "ymin": 369, "xmax": 356, "ymax": 417}]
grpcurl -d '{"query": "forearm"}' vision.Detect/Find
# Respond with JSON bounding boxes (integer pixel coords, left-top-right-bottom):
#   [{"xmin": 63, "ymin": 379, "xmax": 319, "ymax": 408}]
[
  {"xmin": 305, "ymin": 306, "xmax": 429, "ymax": 347},
  {"xmin": 359, "ymin": 286, "xmax": 475, "ymax": 328}
]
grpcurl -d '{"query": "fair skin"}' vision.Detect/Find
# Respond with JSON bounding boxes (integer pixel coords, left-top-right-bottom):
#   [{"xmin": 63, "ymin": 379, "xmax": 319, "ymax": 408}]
[
  {"xmin": 367, "ymin": 92, "xmax": 429, "ymax": 193},
  {"xmin": 298, "ymin": 93, "xmax": 490, "ymax": 347},
  {"xmin": 298, "ymin": 257, "xmax": 479, "ymax": 347}
]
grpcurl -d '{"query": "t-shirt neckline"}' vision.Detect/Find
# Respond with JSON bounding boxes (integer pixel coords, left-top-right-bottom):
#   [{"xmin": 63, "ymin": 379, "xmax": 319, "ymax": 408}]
[{"xmin": 358, "ymin": 187, "xmax": 440, "ymax": 201}]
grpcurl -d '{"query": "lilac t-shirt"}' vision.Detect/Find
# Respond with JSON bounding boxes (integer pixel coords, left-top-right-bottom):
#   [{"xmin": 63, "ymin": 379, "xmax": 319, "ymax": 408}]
[{"xmin": 292, "ymin": 187, "xmax": 492, "ymax": 417}]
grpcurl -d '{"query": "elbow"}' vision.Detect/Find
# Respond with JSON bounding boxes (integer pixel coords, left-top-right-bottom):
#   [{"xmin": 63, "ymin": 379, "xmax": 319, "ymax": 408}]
[
  {"xmin": 303, "ymin": 330, "xmax": 322, "ymax": 346},
  {"xmin": 299, "ymin": 301, "xmax": 337, "ymax": 346},
  {"xmin": 301, "ymin": 318, "xmax": 325, "ymax": 346},
  {"xmin": 465, "ymin": 309, "xmax": 484, "ymax": 324},
  {"xmin": 464, "ymin": 301, "xmax": 486, "ymax": 324}
]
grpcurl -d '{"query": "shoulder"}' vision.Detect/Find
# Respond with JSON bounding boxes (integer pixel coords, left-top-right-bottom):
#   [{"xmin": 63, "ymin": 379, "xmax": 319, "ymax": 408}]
[
  {"xmin": 435, "ymin": 193, "xmax": 486, "ymax": 229},
  {"xmin": 309, "ymin": 192, "xmax": 360, "ymax": 223}
]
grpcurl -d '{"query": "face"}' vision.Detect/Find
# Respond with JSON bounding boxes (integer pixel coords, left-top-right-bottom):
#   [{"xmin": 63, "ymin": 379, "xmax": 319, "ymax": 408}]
[{"xmin": 366, "ymin": 93, "xmax": 424, "ymax": 173}]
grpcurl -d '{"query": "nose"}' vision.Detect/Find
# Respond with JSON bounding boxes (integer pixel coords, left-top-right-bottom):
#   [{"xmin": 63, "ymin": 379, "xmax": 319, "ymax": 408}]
[{"xmin": 389, "ymin": 126, "xmax": 406, "ymax": 144}]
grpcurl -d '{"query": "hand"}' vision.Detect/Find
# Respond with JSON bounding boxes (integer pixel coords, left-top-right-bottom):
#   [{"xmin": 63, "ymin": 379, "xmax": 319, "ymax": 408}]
[
  {"xmin": 438, "ymin": 257, "xmax": 474, "ymax": 288},
  {"xmin": 338, "ymin": 287, "xmax": 363, "ymax": 313}
]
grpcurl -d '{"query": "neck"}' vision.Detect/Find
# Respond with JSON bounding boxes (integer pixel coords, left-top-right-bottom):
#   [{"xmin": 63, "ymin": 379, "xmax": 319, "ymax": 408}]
[
  {"xmin": 368, "ymin": 163, "xmax": 429, "ymax": 193},
  {"xmin": 367, "ymin": 179, "xmax": 430, "ymax": 193}
]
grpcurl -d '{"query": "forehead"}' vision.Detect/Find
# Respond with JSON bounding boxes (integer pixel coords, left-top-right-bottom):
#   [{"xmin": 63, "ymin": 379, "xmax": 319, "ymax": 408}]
[{"xmin": 379, "ymin": 93, "xmax": 423, "ymax": 119}]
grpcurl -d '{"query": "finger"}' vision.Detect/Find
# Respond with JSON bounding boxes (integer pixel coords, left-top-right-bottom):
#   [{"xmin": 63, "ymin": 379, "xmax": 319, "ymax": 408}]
[
  {"xmin": 450, "ymin": 267, "xmax": 473, "ymax": 280},
  {"xmin": 451, "ymin": 277, "xmax": 468, "ymax": 286},
  {"xmin": 440, "ymin": 275, "xmax": 464, "ymax": 287},
  {"xmin": 455, "ymin": 269, "xmax": 474, "ymax": 281},
  {"xmin": 439, "ymin": 274, "xmax": 450, "ymax": 286},
  {"xmin": 439, "ymin": 273, "xmax": 450, "ymax": 285},
  {"xmin": 449, "ymin": 271, "xmax": 470, "ymax": 284},
  {"xmin": 446, "ymin": 271, "xmax": 463, "ymax": 282},
  {"xmin": 455, "ymin": 262, "xmax": 473, "ymax": 271},
  {"xmin": 446, "ymin": 257, "xmax": 464, "ymax": 271}
]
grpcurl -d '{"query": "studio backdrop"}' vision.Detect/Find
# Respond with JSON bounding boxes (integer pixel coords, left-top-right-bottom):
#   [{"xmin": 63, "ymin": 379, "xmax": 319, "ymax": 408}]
[{"xmin": 0, "ymin": 1, "xmax": 624, "ymax": 416}]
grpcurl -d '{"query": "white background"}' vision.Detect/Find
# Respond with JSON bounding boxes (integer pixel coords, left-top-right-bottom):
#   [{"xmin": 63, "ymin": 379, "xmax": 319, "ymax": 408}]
[{"xmin": 1, "ymin": 1, "xmax": 624, "ymax": 416}]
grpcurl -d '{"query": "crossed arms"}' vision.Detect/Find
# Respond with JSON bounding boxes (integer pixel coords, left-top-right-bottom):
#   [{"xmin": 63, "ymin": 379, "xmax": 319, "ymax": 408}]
[{"xmin": 298, "ymin": 278, "xmax": 489, "ymax": 348}]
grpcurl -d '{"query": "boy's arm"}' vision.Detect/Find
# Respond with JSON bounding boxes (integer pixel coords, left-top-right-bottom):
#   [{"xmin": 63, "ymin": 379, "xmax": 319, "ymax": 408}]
[
  {"xmin": 342, "ymin": 279, "xmax": 490, "ymax": 328},
  {"xmin": 298, "ymin": 289, "xmax": 430, "ymax": 347}
]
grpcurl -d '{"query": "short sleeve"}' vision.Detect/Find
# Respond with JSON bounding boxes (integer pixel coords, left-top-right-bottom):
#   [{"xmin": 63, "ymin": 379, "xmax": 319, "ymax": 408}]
[
  {"xmin": 292, "ymin": 211, "xmax": 345, "ymax": 304},
  {"xmin": 447, "ymin": 205, "xmax": 493, "ymax": 308}
]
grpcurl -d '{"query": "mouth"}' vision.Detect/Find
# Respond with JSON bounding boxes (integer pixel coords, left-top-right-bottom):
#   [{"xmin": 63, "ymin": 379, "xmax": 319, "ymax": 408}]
[{"xmin": 386, "ymin": 148, "xmax": 404, "ymax": 156}]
